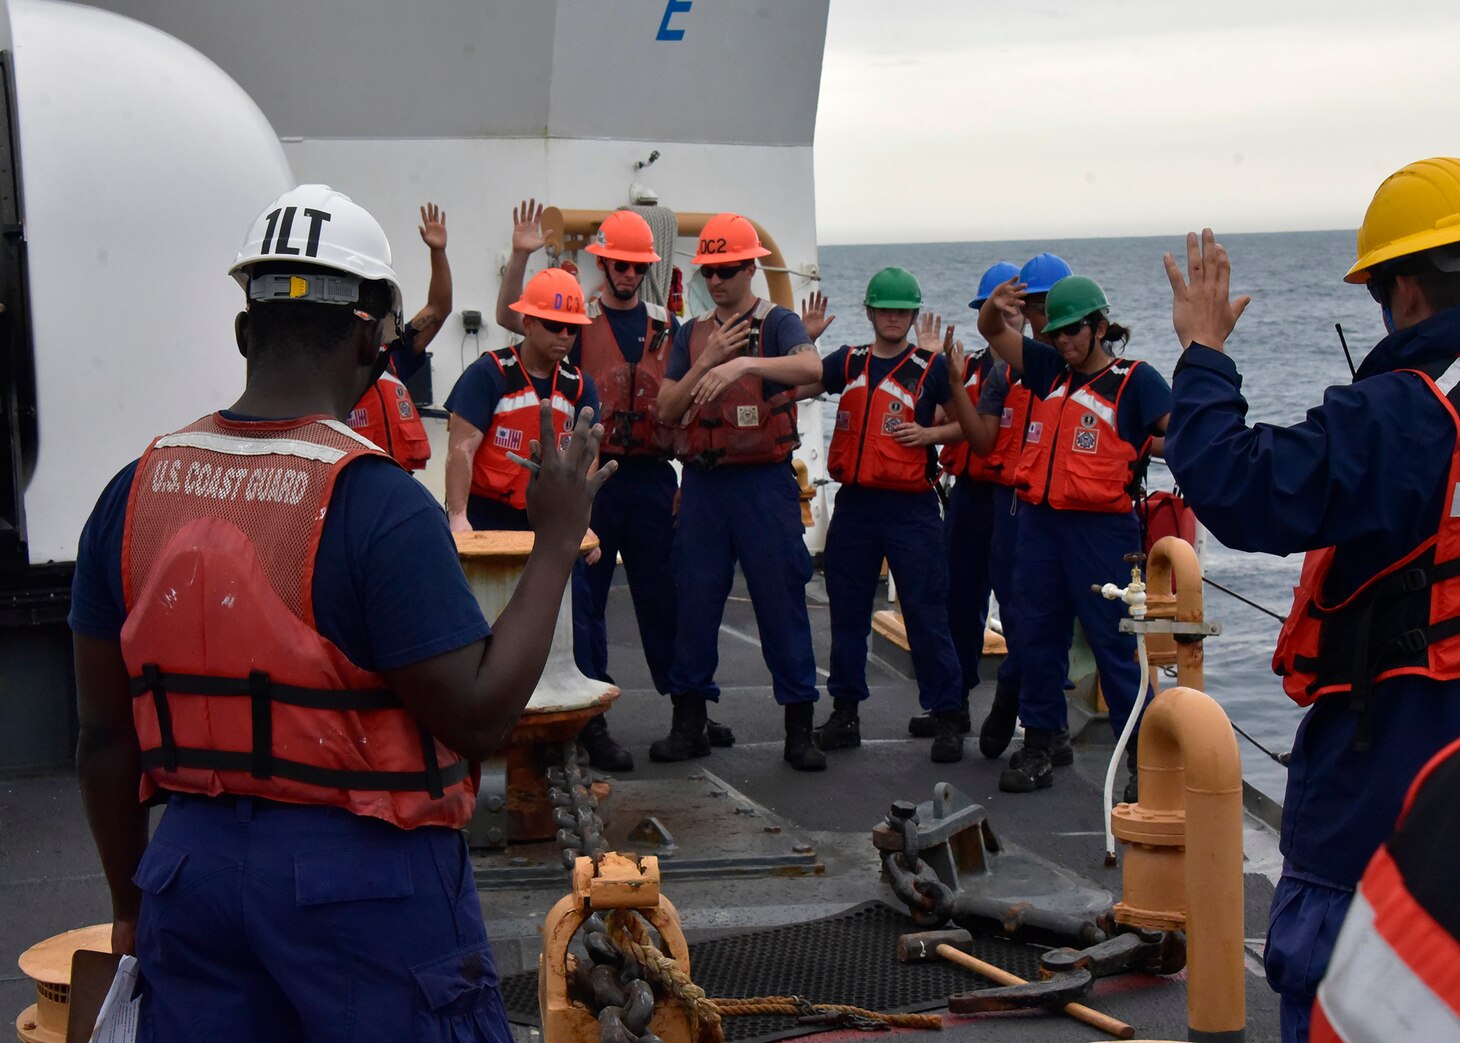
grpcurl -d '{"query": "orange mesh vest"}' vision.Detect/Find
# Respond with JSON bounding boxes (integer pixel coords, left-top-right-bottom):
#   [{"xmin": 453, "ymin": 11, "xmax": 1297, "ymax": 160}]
[
  {"xmin": 1014, "ymin": 358, "xmax": 1150, "ymax": 513},
  {"xmin": 121, "ymin": 413, "xmax": 475, "ymax": 830},
  {"xmin": 346, "ymin": 366, "xmax": 430, "ymax": 471},
  {"xmin": 579, "ymin": 299, "xmax": 675, "ymax": 458},
  {"xmin": 1274, "ymin": 370, "xmax": 1460, "ymax": 722},
  {"xmin": 827, "ymin": 345, "xmax": 936, "ymax": 493},
  {"xmin": 673, "ymin": 300, "xmax": 799, "ymax": 467},
  {"xmin": 470, "ymin": 346, "xmax": 584, "ymax": 508}
]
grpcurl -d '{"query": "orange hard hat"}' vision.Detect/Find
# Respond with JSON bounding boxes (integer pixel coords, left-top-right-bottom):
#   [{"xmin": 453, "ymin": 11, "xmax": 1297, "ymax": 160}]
[
  {"xmin": 585, "ymin": 210, "xmax": 660, "ymax": 263},
  {"xmin": 510, "ymin": 268, "xmax": 592, "ymax": 325},
  {"xmin": 692, "ymin": 213, "xmax": 771, "ymax": 265}
]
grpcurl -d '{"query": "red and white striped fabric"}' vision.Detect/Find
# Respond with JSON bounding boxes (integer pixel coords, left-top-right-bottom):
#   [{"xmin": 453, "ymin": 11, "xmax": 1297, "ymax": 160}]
[{"xmin": 1312, "ymin": 737, "xmax": 1460, "ymax": 1041}]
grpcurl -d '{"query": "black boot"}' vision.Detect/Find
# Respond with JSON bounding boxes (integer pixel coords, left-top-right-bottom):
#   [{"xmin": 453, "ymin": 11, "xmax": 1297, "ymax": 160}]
[
  {"xmin": 578, "ymin": 713, "xmax": 634, "ymax": 772},
  {"xmin": 909, "ymin": 699, "xmax": 970, "ymax": 738},
  {"xmin": 706, "ymin": 717, "xmax": 736, "ymax": 748},
  {"xmin": 648, "ymin": 693, "xmax": 710, "ymax": 762},
  {"xmin": 1049, "ymin": 727, "xmax": 1075, "ymax": 767},
  {"xmin": 1123, "ymin": 742, "xmax": 1139, "ymax": 803},
  {"xmin": 930, "ymin": 710, "xmax": 965, "ymax": 763},
  {"xmin": 783, "ymin": 703, "xmax": 827, "ymax": 771},
  {"xmin": 999, "ymin": 728, "xmax": 1058, "ymax": 793},
  {"xmin": 814, "ymin": 699, "xmax": 861, "ymax": 750},
  {"xmin": 977, "ymin": 681, "xmax": 1020, "ymax": 758}
]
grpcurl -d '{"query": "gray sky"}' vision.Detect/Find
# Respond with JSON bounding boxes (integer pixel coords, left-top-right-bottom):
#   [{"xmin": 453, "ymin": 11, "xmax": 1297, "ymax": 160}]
[{"xmin": 814, "ymin": 0, "xmax": 1460, "ymax": 244}]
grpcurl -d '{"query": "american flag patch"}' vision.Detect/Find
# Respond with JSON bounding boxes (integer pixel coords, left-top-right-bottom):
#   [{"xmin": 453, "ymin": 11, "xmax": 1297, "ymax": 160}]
[{"xmin": 494, "ymin": 428, "xmax": 524, "ymax": 451}]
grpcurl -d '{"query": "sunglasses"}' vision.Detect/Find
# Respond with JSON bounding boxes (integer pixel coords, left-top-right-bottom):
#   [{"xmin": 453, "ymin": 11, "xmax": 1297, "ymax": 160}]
[
  {"xmin": 1367, "ymin": 275, "xmax": 1392, "ymax": 308},
  {"xmin": 1051, "ymin": 321, "xmax": 1090, "ymax": 339},
  {"xmin": 702, "ymin": 262, "xmax": 750, "ymax": 282},
  {"xmin": 610, "ymin": 260, "xmax": 650, "ymax": 275},
  {"xmin": 538, "ymin": 318, "xmax": 573, "ymax": 334}
]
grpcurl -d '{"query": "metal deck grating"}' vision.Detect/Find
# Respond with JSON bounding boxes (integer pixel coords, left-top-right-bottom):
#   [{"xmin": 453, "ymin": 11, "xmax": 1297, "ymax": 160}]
[{"xmin": 500, "ymin": 901, "xmax": 1048, "ymax": 1043}]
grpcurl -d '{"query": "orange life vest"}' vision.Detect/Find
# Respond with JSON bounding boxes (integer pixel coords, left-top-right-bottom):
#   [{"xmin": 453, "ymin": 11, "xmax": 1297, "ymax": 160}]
[
  {"xmin": 1273, "ymin": 369, "xmax": 1460, "ymax": 712},
  {"xmin": 470, "ymin": 345, "xmax": 584, "ymax": 508},
  {"xmin": 120, "ymin": 414, "xmax": 475, "ymax": 830},
  {"xmin": 828, "ymin": 344, "xmax": 936, "ymax": 493},
  {"xmin": 578, "ymin": 299, "xmax": 674, "ymax": 458},
  {"xmin": 346, "ymin": 366, "xmax": 430, "ymax": 471},
  {"xmin": 1015, "ymin": 358, "xmax": 1151, "ymax": 513},
  {"xmin": 1311, "ymin": 735, "xmax": 1460, "ymax": 1042},
  {"xmin": 673, "ymin": 300, "xmax": 800, "ymax": 467},
  {"xmin": 938, "ymin": 355, "xmax": 1028, "ymax": 486}
]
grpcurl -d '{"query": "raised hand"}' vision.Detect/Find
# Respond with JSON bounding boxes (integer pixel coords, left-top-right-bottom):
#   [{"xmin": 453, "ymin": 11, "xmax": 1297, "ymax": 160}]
[
  {"xmin": 914, "ymin": 312, "xmax": 945, "ymax": 351},
  {"xmin": 524, "ymin": 403, "xmax": 616, "ymax": 547},
  {"xmin": 512, "ymin": 198, "xmax": 546, "ymax": 255},
  {"xmin": 986, "ymin": 277, "xmax": 1026, "ymax": 318},
  {"xmin": 944, "ymin": 333, "xmax": 966, "ymax": 382},
  {"xmin": 800, "ymin": 291, "xmax": 836, "ymax": 341},
  {"xmin": 418, "ymin": 202, "xmax": 447, "ymax": 251},
  {"xmin": 1163, "ymin": 228, "xmax": 1251, "ymax": 352}
]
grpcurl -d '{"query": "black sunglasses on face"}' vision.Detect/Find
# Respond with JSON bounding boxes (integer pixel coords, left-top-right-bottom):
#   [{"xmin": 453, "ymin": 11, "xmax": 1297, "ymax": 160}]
[
  {"xmin": 702, "ymin": 262, "xmax": 749, "ymax": 282},
  {"xmin": 538, "ymin": 318, "xmax": 572, "ymax": 334},
  {"xmin": 1367, "ymin": 276, "xmax": 1392, "ymax": 307},
  {"xmin": 611, "ymin": 260, "xmax": 650, "ymax": 275}
]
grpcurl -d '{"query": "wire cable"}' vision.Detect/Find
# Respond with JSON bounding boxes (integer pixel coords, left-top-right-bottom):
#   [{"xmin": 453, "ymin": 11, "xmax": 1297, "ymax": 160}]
[{"xmin": 1202, "ymin": 575, "xmax": 1287, "ymax": 622}]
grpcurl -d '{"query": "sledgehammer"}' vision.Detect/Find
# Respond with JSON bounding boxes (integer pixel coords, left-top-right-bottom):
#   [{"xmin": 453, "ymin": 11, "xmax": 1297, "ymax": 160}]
[{"xmin": 897, "ymin": 928, "xmax": 1135, "ymax": 1040}]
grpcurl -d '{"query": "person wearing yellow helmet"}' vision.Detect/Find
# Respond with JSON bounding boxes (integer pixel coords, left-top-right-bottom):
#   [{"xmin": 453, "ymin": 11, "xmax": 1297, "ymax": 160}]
[{"xmin": 1164, "ymin": 158, "xmax": 1460, "ymax": 1043}]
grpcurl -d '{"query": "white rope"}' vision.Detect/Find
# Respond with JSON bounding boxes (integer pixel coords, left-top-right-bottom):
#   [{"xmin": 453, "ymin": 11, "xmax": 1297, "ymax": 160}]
[{"xmin": 627, "ymin": 204, "xmax": 679, "ymax": 308}]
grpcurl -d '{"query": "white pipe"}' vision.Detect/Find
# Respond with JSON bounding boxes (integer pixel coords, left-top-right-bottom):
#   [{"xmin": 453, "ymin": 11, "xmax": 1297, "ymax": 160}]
[{"xmin": 1104, "ymin": 632, "xmax": 1150, "ymax": 860}]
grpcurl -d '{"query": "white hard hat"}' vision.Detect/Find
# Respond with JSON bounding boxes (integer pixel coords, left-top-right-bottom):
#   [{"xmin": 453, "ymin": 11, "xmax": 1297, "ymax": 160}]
[{"xmin": 229, "ymin": 184, "xmax": 402, "ymax": 313}]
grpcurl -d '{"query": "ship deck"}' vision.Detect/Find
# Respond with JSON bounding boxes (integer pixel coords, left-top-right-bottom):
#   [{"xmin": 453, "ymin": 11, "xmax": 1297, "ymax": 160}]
[{"xmin": 0, "ymin": 567, "xmax": 1283, "ymax": 1040}]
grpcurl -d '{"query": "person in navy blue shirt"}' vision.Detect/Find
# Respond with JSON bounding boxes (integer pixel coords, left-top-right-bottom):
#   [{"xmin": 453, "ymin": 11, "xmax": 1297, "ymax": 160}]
[
  {"xmin": 445, "ymin": 267, "xmax": 601, "ymax": 533},
  {"xmin": 653, "ymin": 213, "xmax": 826, "ymax": 771},
  {"xmin": 798, "ymin": 267, "xmax": 966, "ymax": 762},
  {"xmin": 976, "ymin": 274, "xmax": 1171, "ymax": 797},
  {"xmin": 492, "ymin": 203, "xmax": 688, "ymax": 771},
  {"xmin": 1163, "ymin": 161, "xmax": 1460, "ymax": 1043},
  {"xmin": 69, "ymin": 184, "xmax": 611, "ymax": 1043}
]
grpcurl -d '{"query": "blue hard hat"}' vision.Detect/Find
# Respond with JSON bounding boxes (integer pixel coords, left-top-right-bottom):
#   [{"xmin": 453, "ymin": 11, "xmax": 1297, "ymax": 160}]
[
  {"xmin": 968, "ymin": 261, "xmax": 1021, "ymax": 309},
  {"xmin": 1019, "ymin": 252, "xmax": 1074, "ymax": 295}
]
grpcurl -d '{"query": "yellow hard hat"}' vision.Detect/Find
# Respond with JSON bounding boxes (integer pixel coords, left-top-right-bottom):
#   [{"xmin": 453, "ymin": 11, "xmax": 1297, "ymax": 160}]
[{"xmin": 1345, "ymin": 157, "xmax": 1460, "ymax": 283}]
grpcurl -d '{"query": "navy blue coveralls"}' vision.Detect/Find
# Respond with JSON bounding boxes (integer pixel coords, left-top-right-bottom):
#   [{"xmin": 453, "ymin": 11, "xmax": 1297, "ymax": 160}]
[
  {"xmin": 821, "ymin": 344, "xmax": 962, "ymax": 713},
  {"xmin": 567, "ymin": 305, "xmax": 681, "ymax": 694},
  {"xmin": 1166, "ymin": 310, "xmax": 1460, "ymax": 1043},
  {"xmin": 664, "ymin": 306, "xmax": 820, "ymax": 706},
  {"xmin": 1014, "ymin": 338, "xmax": 1171, "ymax": 739},
  {"xmin": 977, "ymin": 362, "xmax": 1030, "ymax": 699}
]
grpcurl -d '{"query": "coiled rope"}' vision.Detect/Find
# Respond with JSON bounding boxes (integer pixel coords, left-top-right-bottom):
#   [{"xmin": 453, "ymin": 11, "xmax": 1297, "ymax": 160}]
[{"xmin": 602, "ymin": 910, "xmax": 940, "ymax": 1039}]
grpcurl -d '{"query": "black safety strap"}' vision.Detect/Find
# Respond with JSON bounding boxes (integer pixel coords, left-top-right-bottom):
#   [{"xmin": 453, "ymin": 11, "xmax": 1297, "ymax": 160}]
[
  {"xmin": 131, "ymin": 667, "xmax": 463, "ymax": 795},
  {"xmin": 129, "ymin": 671, "xmax": 403, "ymax": 710},
  {"xmin": 136, "ymin": 748, "xmax": 471, "ymax": 793},
  {"xmin": 141, "ymin": 663, "xmax": 178, "ymax": 772}
]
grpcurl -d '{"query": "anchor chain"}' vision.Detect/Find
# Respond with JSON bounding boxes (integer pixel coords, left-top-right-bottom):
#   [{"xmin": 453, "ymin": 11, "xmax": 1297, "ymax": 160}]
[
  {"xmin": 880, "ymin": 802, "xmax": 954, "ymax": 927},
  {"xmin": 548, "ymin": 741, "xmax": 609, "ymax": 870},
  {"xmin": 570, "ymin": 913, "xmax": 673, "ymax": 1043}
]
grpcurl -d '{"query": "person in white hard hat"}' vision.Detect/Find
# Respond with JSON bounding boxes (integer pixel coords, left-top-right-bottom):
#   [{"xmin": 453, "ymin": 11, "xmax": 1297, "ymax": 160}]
[{"xmin": 69, "ymin": 184, "xmax": 611, "ymax": 1041}]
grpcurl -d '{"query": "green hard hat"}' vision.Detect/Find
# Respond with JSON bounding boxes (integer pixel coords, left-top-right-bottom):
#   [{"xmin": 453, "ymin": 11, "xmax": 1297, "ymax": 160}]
[
  {"xmin": 1042, "ymin": 275, "xmax": 1110, "ymax": 333},
  {"xmin": 864, "ymin": 267, "xmax": 923, "ymax": 309}
]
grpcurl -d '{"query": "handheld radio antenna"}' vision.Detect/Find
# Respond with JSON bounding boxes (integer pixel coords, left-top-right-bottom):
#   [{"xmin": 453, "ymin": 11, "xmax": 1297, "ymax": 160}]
[{"xmin": 1335, "ymin": 323, "xmax": 1356, "ymax": 380}]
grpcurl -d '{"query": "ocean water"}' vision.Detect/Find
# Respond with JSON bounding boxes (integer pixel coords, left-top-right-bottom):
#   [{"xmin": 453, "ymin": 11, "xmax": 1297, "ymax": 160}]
[{"xmin": 816, "ymin": 230, "xmax": 1385, "ymax": 803}]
